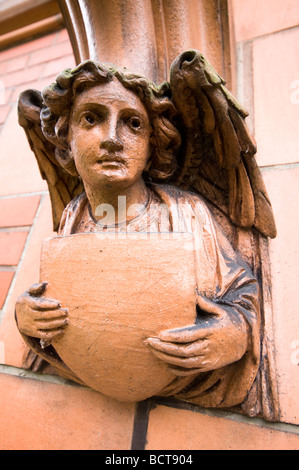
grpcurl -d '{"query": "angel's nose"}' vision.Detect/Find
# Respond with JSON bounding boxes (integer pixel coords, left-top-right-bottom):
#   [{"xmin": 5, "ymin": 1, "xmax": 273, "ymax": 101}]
[
  {"xmin": 100, "ymin": 137, "xmax": 123, "ymax": 153},
  {"xmin": 100, "ymin": 116, "xmax": 123, "ymax": 152}
]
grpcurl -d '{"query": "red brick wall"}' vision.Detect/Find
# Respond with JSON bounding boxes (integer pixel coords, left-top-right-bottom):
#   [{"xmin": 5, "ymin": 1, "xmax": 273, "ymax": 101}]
[
  {"xmin": 0, "ymin": 29, "xmax": 74, "ymax": 320},
  {"xmin": 0, "ymin": 196, "xmax": 41, "ymax": 309},
  {"xmin": 231, "ymin": 0, "xmax": 299, "ymax": 428},
  {"xmin": 0, "ymin": 10, "xmax": 298, "ymax": 449},
  {"xmin": 0, "ymin": 30, "xmax": 74, "ymax": 133},
  {"xmin": 0, "ymin": 30, "xmax": 75, "ymax": 368}
]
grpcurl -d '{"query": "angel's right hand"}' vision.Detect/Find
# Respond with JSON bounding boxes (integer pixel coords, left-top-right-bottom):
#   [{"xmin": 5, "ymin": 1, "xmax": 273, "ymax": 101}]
[{"xmin": 15, "ymin": 282, "xmax": 69, "ymax": 347}]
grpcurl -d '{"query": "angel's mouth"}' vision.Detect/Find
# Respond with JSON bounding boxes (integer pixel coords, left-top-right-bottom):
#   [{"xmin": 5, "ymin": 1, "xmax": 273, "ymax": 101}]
[{"xmin": 96, "ymin": 154, "xmax": 125, "ymax": 166}]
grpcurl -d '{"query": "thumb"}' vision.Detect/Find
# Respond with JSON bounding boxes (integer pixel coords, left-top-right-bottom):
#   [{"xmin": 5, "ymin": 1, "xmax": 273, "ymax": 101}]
[
  {"xmin": 196, "ymin": 293, "xmax": 223, "ymax": 317},
  {"xmin": 28, "ymin": 282, "xmax": 47, "ymax": 297}
]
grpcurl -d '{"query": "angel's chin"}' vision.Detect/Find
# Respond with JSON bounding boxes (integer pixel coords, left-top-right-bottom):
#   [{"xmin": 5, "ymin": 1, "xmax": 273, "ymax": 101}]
[
  {"xmin": 87, "ymin": 167, "xmax": 135, "ymax": 188},
  {"xmin": 92, "ymin": 164, "xmax": 126, "ymax": 178},
  {"xmin": 81, "ymin": 163, "xmax": 144, "ymax": 191}
]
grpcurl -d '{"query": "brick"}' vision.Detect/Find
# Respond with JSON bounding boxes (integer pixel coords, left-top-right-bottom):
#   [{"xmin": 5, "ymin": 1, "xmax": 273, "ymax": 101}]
[
  {"xmin": 42, "ymin": 54, "xmax": 76, "ymax": 78},
  {"xmin": 0, "ymin": 340, "xmax": 4, "ymax": 362},
  {"xmin": 0, "ymin": 55, "xmax": 29, "ymax": 75},
  {"xmin": 0, "ymin": 271, "xmax": 14, "ymax": 309},
  {"xmin": 146, "ymin": 405, "xmax": 299, "ymax": 450},
  {"xmin": 232, "ymin": 0, "xmax": 299, "ymax": 42},
  {"xmin": 0, "ymin": 195, "xmax": 41, "ymax": 228},
  {"xmin": 0, "ymin": 232, "xmax": 28, "ymax": 266},
  {"xmin": 253, "ymin": 27, "xmax": 299, "ymax": 167},
  {"xmin": 0, "ymin": 373, "xmax": 135, "ymax": 450},
  {"xmin": 0, "ymin": 88, "xmax": 13, "ymax": 106},
  {"xmin": 0, "ymin": 64, "xmax": 43, "ymax": 88},
  {"xmin": 0, "ymin": 105, "xmax": 11, "ymax": 125},
  {"xmin": 11, "ymin": 74, "xmax": 59, "ymax": 102},
  {"xmin": 262, "ymin": 166, "xmax": 299, "ymax": 425},
  {"xmin": 57, "ymin": 29, "xmax": 70, "ymax": 43},
  {"xmin": 0, "ymin": 103, "xmax": 48, "ymax": 196},
  {"xmin": 0, "ymin": 34, "xmax": 56, "ymax": 63},
  {"xmin": 0, "ymin": 195, "xmax": 54, "ymax": 367},
  {"xmin": 28, "ymin": 42, "xmax": 74, "ymax": 67}
]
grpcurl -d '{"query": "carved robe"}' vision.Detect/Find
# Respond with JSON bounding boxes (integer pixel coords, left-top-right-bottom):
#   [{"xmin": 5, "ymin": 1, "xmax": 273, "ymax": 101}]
[{"xmin": 20, "ymin": 183, "xmax": 260, "ymax": 409}]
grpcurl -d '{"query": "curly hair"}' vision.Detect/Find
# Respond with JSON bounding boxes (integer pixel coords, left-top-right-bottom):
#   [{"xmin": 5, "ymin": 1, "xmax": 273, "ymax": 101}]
[{"xmin": 41, "ymin": 60, "xmax": 181, "ymax": 180}]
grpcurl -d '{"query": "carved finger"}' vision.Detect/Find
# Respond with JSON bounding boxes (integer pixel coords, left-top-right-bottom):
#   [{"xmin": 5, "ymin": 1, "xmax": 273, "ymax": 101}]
[
  {"xmin": 36, "ymin": 317, "xmax": 69, "ymax": 331},
  {"xmin": 157, "ymin": 325, "xmax": 211, "ymax": 343},
  {"xmin": 167, "ymin": 366, "xmax": 207, "ymax": 377},
  {"xmin": 38, "ymin": 329, "xmax": 65, "ymax": 341},
  {"xmin": 150, "ymin": 349, "xmax": 205, "ymax": 369},
  {"xmin": 27, "ymin": 296, "xmax": 61, "ymax": 311},
  {"xmin": 28, "ymin": 282, "xmax": 48, "ymax": 296},
  {"xmin": 196, "ymin": 294, "xmax": 223, "ymax": 316},
  {"xmin": 148, "ymin": 337, "xmax": 209, "ymax": 358},
  {"xmin": 34, "ymin": 308, "xmax": 69, "ymax": 321}
]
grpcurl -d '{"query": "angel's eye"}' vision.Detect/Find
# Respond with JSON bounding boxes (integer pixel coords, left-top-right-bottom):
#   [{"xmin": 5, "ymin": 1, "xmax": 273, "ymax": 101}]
[
  {"xmin": 127, "ymin": 117, "xmax": 143, "ymax": 131},
  {"xmin": 86, "ymin": 115, "xmax": 94, "ymax": 124},
  {"xmin": 84, "ymin": 113, "xmax": 96, "ymax": 125},
  {"xmin": 79, "ymin": 112, "xmax": 98, "ymax": 126}
]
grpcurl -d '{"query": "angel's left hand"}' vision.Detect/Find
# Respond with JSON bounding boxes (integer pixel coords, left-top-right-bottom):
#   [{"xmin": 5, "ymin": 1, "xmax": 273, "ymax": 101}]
[{"xmin": 147, "ymin": 295, "xmax": 249, "ymax": 376}]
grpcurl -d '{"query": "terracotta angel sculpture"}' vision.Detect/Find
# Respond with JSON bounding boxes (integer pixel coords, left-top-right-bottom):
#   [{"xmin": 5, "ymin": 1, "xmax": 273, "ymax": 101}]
[{"xmin": 15, "ymin": 50, "xmax": 278, "ymax": 419}]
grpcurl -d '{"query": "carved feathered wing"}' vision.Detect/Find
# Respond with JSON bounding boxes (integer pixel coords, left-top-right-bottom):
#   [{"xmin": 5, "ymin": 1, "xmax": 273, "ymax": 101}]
[
  {"xmin": 18, "ymin": 90, "xmax": 84, "ymax": 232},
  {"xmin": 169, "ymin": 50, "xmax": 276, "ymax": 239},
  {"xmin": 169, "ymin": 51, "xmax": 280, "ymax": 421}
]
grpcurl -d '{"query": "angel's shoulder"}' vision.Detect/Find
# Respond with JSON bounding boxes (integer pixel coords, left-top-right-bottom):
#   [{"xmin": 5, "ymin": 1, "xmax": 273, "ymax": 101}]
[
  {"xmin": 58, "ymin": 192, "xmax": 87, "ymax": 235},
  {"xmin": 150, "ymin": 183, "xmax": 214, "ymax": 226},
  {"xmin": 64, "ymin": 192, "xmax": 87, "ymax": 213},
  {"xmin": 152, "ymin": 183, "xmax": 211, "ymax": 209}
]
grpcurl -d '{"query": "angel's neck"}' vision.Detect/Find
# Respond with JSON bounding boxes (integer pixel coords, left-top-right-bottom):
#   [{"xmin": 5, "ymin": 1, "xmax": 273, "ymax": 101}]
[{"xmin": 84, "ymin": 179, "xmax": 149, "ymax": 225}]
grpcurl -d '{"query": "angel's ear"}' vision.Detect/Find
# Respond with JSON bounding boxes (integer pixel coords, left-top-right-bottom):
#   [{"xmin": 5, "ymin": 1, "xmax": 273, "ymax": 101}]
[{"xmin": 18, "ymin": 89, "xmax": 43, "ymax": 127}]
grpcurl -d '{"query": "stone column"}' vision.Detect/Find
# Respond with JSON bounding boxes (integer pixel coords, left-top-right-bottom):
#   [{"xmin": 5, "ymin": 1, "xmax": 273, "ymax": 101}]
[{"xmin": 58, "ymin": 0, "xmax": 234, "ymax": 88}]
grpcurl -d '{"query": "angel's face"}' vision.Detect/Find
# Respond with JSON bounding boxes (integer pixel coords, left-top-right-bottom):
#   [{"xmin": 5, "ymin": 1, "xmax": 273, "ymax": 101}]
[{"xmin": 68, "ymin": 79, "xmax": 152, "ymax": 191}]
